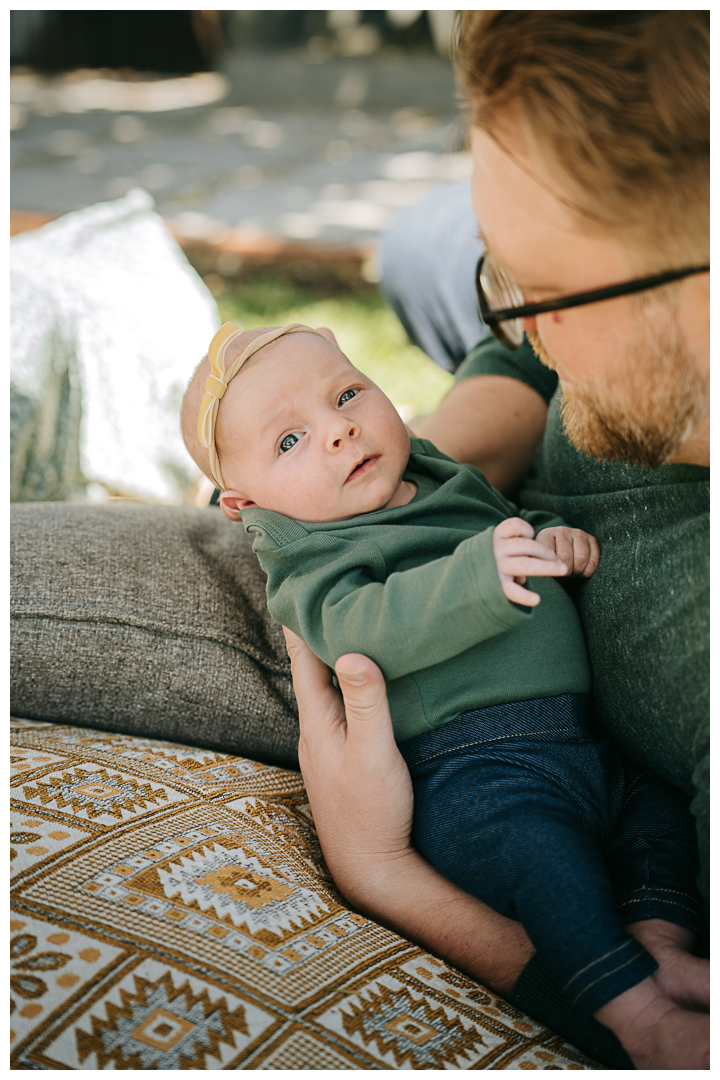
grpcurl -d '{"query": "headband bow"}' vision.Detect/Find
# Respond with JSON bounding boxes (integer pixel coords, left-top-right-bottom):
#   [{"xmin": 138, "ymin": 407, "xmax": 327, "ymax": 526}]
[{"xmin": 197, "ymin": 321, "xmax": 330, "ymax": 491}]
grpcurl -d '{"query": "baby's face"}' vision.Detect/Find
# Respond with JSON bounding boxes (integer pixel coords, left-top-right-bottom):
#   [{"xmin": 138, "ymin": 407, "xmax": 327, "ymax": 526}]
[{"xmin": 217, "ymin": 332, "xmax": 411, "ymax": 523}]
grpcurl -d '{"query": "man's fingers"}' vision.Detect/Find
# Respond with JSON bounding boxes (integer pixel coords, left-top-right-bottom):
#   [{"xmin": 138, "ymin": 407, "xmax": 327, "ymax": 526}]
[
  {"xmin": 283, "ymin": 627, "xmax": 329, "ymax": 684},
  {"xmin": 282, "ymin": 625, "xmax": 307, "ymax": 658},
  {"xmin": 335, "ymin": 654, "xmax": 397, "ymax": 750},
  {"xmin": 282, "ymin": 627, "xmax": 342, "ymax": 738}
]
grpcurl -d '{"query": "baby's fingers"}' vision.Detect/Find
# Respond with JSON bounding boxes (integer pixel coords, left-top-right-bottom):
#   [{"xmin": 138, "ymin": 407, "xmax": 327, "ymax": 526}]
[
  {"xmin": 495, "ymin": 554, "xmax": 567, "ymax": 579},
  {"xmin": 537, "ymin": 527, "xmax": 601, "ymax": 577},
  {"xmin": 494, "ymin": 516, "xmax": 534, "ymax": 540},
  {"xmin": 499, "ymin": 536, "xmax": 568, "ymax": 563},
  {"xmin": 502, "ymin": 579, "xmax": 541, "ymax": 606}
]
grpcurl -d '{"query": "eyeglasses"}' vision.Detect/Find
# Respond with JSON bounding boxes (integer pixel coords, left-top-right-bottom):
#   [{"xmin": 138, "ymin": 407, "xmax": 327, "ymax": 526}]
[{"xmin": 475, "ymin": 253, "xmax": 710, "ymax": 351}]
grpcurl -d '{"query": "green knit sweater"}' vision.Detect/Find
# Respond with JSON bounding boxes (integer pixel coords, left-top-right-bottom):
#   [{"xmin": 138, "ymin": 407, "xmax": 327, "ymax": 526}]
[
  {"xmin": 456, "ymin": 335, "xmax": 710, "ymax": 905},
  {"xmin": 243, "ymin": 438, "xmax": 590, "ymax": 743}
]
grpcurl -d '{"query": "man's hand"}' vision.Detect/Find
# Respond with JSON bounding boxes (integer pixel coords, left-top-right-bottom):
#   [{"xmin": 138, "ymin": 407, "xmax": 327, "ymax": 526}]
[
  {"xmin": 536, "ymin": 526, "xmax": 600, "ymax": 578},
  {"xmin": 284, "ymin": 628, "xmax": 535, "ymax": 995},
  {"xmin": 492, "ymin": 517, "xmax": 569, "ymax": 606},
  {"xmin": 284, "ymin": 628, "xmax": 415, "ymax": 902},
  {"xmin": 628, "ymin": 918, "xmax": 709, "ymax": 1012}
]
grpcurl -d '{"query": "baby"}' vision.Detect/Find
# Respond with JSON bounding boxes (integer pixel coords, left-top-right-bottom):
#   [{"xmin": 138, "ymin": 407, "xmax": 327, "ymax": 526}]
[{"xmin": 182, "ymin": 321, "xmax": 708, "ymax": 1068}]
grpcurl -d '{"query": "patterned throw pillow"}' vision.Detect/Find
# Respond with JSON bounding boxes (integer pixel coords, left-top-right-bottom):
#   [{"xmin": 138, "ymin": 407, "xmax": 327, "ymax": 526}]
[{"xmin": 11, "ymin": 719, "xmax": 595, "ymax": 1069}]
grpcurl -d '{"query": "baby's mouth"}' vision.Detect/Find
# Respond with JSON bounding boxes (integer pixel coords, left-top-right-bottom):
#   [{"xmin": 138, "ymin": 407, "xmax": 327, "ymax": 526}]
[{"xmin": 345, "ymin": 455, "xmax": 379, "ymax": 483}]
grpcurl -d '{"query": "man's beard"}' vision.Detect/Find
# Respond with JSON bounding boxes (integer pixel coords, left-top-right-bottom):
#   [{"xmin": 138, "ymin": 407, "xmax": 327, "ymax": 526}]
[{"xmin": 526, "ymin": 316, "xmax": 708, "ymax": 470}]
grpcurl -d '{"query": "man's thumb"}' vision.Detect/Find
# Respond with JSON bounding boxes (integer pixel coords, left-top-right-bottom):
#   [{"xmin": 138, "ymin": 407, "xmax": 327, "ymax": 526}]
[{"xmin": 335, "ymin": 654, "xmax": 393, "ymax": 735}]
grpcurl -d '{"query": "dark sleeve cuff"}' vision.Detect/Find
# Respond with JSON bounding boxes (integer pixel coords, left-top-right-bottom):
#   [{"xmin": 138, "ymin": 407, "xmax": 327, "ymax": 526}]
[
  {"xmin": 505, "ymin": 954, "xmax": 634, "ymax": 1070},
  {"xmin": 454, "ymin": 333, "xmax": 559, "ymax": 405}
]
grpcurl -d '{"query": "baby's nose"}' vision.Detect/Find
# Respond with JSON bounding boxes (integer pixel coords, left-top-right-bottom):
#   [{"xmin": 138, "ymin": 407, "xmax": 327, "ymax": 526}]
[
  {"xmin": 332, "ymin": 425, "xmax": 357, "ymax": 447},
  {"xmin": 329, "ymin": 418, "xmax": 359, "ymax": 449}
]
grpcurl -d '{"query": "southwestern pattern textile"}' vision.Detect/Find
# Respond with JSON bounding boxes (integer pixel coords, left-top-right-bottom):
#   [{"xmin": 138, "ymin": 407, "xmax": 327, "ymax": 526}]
[{"xmin": 11, "ymin": 719, "xmax": 596, "ymax": 1069}]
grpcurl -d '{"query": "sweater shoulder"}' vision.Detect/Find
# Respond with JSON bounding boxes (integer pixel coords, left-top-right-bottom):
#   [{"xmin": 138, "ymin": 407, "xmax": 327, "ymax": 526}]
[{"xmin": 409, "ymin": 436, "xmax": 462, "ymax": 468}]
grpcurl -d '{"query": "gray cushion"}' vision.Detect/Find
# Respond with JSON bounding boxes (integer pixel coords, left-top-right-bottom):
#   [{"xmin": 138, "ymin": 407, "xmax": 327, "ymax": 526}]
[{"xmin": 11, "ymin": 503, "xmax": 299, "ymax": 768}]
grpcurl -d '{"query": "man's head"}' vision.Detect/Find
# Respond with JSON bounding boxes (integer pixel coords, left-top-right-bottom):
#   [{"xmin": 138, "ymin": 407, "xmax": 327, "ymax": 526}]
[
  {"xmin": 181, "ymin": 326, "xmax": 411, "ymax": 523},
  {"xmin": 456, "ymin": 11, "xmax": 709, "ymax": 466}
]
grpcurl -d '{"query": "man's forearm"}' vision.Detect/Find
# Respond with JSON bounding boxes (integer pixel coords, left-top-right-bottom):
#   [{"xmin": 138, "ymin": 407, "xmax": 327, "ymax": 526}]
[
  {"xmin": 337, "ymin": 849, "xmax": 534, "ymax": 996},
  {"xmin": 415, "ymin": 375, "xmax": 548, "ymax": 494}
]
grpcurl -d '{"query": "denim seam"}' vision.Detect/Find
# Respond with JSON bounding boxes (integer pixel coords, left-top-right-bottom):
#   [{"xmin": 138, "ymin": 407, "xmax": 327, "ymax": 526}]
[
  {"xmin": 619, "ymin": 885, "xmax": 696, "ymax": 897},
  {"xmin": 618, "ymin": 897, "xmax": 699, "ymax": 915},
  {"xmin": 571, "ymin": 952, "xmax": 648, "ymax": 1007},
  {"xmin": 406, "ymin": 726, "xmax": 581, "ymax": 767},
  {"xmin": 562, "ymin": 938, "xmax": 633, "ymax": 994}
]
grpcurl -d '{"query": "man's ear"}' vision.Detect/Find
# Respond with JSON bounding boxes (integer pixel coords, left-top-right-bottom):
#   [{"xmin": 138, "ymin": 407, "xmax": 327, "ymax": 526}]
[{"xmin": 219, "ymin": 489, "xmax": 257, "ymax": 521}]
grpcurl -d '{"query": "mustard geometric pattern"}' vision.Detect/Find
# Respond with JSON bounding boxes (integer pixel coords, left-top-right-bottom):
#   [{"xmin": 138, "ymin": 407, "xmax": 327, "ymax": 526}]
[
  {"xmin": 11, "ymin": 718, "xmax": 598, "ymax": 1070},
  {"xmin": 75, "ymin": 971, "xmax": 249, "ymax": 1069},
  {"xmin": 341, "ymin": 985, "xmax": 491, "ymax": 1068},
  {"xmin": 154, "ymin": 844, "xmax": 331, "ymax": 931},
  {"xmin": 20, "ymin": 765, "xmax": 177, "ymax": 822}
]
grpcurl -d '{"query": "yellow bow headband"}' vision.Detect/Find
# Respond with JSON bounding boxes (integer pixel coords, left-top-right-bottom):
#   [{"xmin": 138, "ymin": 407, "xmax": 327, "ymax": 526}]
[{"xmin": 198, "ymin": 321, "xmax": 330, "ymax": 491}]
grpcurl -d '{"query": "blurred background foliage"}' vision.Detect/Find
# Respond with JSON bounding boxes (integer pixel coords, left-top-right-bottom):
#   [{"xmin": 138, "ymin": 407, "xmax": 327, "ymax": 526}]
[
  {"xmin": 10, "ymin": 10, "xmax": 454, "ymax": 71},
  {"xmin": 217, "ymin": 272, "xmax": 452, "ymax": 421},
  {"xmin": 11, "ymin": 11, "xmax": 462, "ymax": 503}
]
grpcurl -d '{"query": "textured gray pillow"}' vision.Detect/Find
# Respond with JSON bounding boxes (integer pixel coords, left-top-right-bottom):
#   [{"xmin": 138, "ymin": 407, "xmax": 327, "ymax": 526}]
[{"xmin": 10, "ymin": 503, "xmax": 299, "ymax": 768}]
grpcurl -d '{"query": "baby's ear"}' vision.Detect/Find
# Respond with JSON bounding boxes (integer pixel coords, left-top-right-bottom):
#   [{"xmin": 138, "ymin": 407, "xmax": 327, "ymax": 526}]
[
  {"xmin": 219, "ymin": 490, "xmax": 257, "ymax": 521},
  {"xmin": 316, "ymin": 326, "xmax": 338, "ymax": 346}
]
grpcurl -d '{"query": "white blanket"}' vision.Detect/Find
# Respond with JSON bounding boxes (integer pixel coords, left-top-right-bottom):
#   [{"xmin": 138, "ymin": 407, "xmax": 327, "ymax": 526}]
[{"xmin": 11, "ymin": 188, "xmax": 220, "ymax": 502}]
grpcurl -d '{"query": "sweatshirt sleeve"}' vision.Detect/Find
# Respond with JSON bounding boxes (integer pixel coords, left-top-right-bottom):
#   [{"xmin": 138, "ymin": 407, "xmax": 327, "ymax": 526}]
[{"xmin": 255, "ymin": 526, "xmax": 531, "ymax": 681}]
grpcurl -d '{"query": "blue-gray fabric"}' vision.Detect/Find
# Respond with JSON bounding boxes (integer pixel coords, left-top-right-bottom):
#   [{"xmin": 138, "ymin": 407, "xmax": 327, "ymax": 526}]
[{"xmin": 379, "ymin": 182, "xmax": 485, "ymax": 372}]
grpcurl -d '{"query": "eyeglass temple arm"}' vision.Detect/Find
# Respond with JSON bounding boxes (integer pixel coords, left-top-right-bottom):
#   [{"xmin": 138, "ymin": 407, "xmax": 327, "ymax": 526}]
[{"xmin": 481, "ymin": 265, "xmax": 709, "ymax": 324}]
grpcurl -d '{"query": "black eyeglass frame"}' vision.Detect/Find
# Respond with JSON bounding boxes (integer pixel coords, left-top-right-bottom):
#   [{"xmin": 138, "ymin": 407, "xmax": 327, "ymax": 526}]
[{"xmin": 475, "ymin": 255, "xmax": 710, "ymax": 351}]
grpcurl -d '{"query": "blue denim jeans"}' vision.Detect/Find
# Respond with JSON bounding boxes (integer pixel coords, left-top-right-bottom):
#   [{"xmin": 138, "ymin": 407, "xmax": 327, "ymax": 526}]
[{"xmin": 401, "ymin": 693, "xmax": 703, "ymax": 1017}]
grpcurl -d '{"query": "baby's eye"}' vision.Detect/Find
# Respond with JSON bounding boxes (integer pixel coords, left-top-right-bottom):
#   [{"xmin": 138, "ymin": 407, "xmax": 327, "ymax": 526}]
[
  {"xmin": 338, "ymin": 389, "xmax": 357, "ymax": 407},
  {"xmin": 279, "ymin": 432, "xmax": 302, "ymax": 453}
]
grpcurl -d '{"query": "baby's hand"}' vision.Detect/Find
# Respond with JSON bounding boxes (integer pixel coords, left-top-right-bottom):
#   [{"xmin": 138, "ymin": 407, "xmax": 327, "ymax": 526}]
[
  {"xmin": 535, "ymin": 526, "xmax": 600, "ymax": 578},
  {"xmin": 492, "ymin": 518, "xmax": 569, "ymax": 607}
]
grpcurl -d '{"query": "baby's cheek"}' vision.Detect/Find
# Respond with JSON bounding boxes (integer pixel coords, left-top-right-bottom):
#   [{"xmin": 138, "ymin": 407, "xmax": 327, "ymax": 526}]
[{"xmin": 277, "ymin": 475, "xmax": 321, "ymax": 513}]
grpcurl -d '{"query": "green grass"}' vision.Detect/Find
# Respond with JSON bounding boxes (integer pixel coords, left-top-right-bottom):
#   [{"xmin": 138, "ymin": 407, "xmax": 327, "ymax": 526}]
[{"xmin": 217, "ymin": 277, "xmax": 452, "ymax": 419}]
